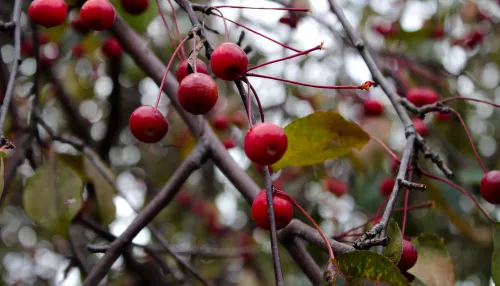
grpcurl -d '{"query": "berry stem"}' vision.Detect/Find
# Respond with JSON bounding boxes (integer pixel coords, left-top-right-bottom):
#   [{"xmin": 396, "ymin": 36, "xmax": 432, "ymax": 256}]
[
  {"xmin": 246, "ymin": 73, "xmax": 375, "ymax": 91},
  {"xmin": 401, "ymin": 189, "xmax": 409, "ymax": 236},
  {"xmin": 155, "ymin": 36, "xmax": 190, "ymax": 109},
  {"xmin": 392, "ymin": 201, "xmax": 434, "ymax": 213},
  {"xmin": 246, "ymin": 43, "xmax": 323, "ymax": 72},
  {"xmin": 421, "ymin": 169, "xmax": 495, "ymax": 223},
  {"xmin": 451, "ymin": 109, "xmax": 488, "ymax": 173},
  {"xmin": 210, "ymin": 7, "xmax": 229, "ymax": 42},
  {"xmin": 244, "ymin": 77, "xmax": 265, "ymax": 123},
  {"xmin": 370, "ymin": 135, "xmax": 399, "ymax": 161},
  {"xmin": 155, "ymin": 0, "xmax": 183, "ymax": 61},
  {"xmin": 246, "ymin": 79, "xmax": 253, "ymax": 127},
  {"xmin": 440, "ymin": 96, "xmax": 500, "ymax": 108},
  {"xmin": 213, "ymin": 6, "xmax": 311, "ymax": 12},
  {"xmin": 274, "ymin": 189, "xmax": 335, "ymax": 260},
  {"xmin": 209, "ymin": 13, "xmax": 301, "ymax": 52},
  {"xmin": 166, "ymin": 0, "xmax": 186, "ymax": 60}
]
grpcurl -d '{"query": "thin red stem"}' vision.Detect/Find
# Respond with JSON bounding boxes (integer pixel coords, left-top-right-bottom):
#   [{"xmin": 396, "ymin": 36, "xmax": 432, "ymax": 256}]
[
  {"xmin": 246, "ymin": 73, "xmax": 375, "ymax": 91},
  {"xmin": 440, "ymin": 96, "xmax": 500, "ymax": 108},
  {"xmin": 244, "ymin": 78, "xmax": 265, "ymax": 123},
  {"xmin": 421, "ymin": 170, "xmax": 495, "ymax": 223},
  {"xmin": 210, "ymin": 8, "xmax": 229, "ymax": 42},
  {"xmin": 392, "ymin": 201, "xmax": 434, "ymax": 213},
  {"xmin": 155, "ymin": 0, "xmax": 183, "ymax": 61},
  {"xmin": 370, "ymin": 135, "xmax": 399, "ymax": 161},
  {"xmin": 155, "ymin": 36, "xmax": 190, "ymax": 109},
  {"xmin": 246, "ymin": 79, "xmax": 253, "ymax": 127},
  {"xmin": 246, "ymin": 43, "xmax": 323, "ymax": 72},
  {"xmin": 213, "ymin": 6, "xmax": 311, "ymax": 12},
  {"xmin": 451, "ymin": 109, "xmax": 488, "ymax": 173},
  {"xmin": 274, "ymin": 190, "xmax": 335, "ymax": 260},
  {"xmin": 166, "ymin": 0, "xmax": 186, "ymax": 60},
  {"xmin": 401, "ymin": 189, "xmax": 409, "ymax": 236},
  {"xmin": 210, "ymin": 13, "xmax": 301, "ymax": 52}
]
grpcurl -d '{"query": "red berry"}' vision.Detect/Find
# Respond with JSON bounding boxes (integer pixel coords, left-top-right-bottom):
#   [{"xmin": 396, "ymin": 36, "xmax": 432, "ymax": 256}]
[
  {"xmin": 431, "ymin": 26, "xmax": 445, "ymax": 39},
  {"xmin": 407, "ymin": 87, "xmax": 439, "ymax": 107},
  {"xmin": 191, "ymin": 200, "xmax": 207, "ymax": 216},
  {"xmin": 175, "ymin": 191, "xmax": 192, "ymax": 207},
  {"xmin": 398, "ymin": 240, "xmax": 418, "ymax": 272},
  {"xmin": 70, "ymin": 16, "xmax": 90, "ymax": 34},
  {"xmin": 120, "ymin": 0, "xmax": 149, "ymax": 15},
  {"xmin": 480, "ymin": 170, "xmax": 500, "ymax": 204},
  {"xmin": 251, "ymin": 190, "xmax": 293, "ymax": 230},
  {"xmin": 322, "ymin": 178, "xmax": 347, "ymax": 197},
  {"xmin": 222, "ymin": 138, "xmax": 237, "ymax": 149},
  {"xmin": 72, "ymin": 44, "xmax": 85, "ymax": 58},
  {"xmin": 28, "ymin": 0, "xmax": 67, "ymax": 28},
  {"xmin": 372, "ymin": 23, "xmax": 396, "ymax": 36},
  {"xmin": 175, "ymin": 59, "xmax": 209, "ymax": 83},
  {"xmin": 231, "ymin": 111, "xmax": 247, "ymax": 128},
  {"xmin": 379, "ymin": 177, "xmax": 395, "ymax": 197},
  {"xmin": 129, "ymin": 105, "xmax": 169, "ymax": 143},
  {"xmin": 435, "ymin": 111, "xmax": 452, "ymax": 122},
  {"xmin": 413, "ymin": 118, "xmax": 429, "ymax": 137},
  {"xmin": 363, "ymin": 98, "xmax": 384, "ymax": 116},
  {"xmin": 80, "ymin": 0, "xmax": 116, "ymax": 31},
  {"xmin": 21, "ymin": 34, "xmax": 50, "ymax": 57},
  {"xmin": 178, "ymin": 73, "xmax": 218, "ymax": 115},
  {"xmin": 211, "ymin": 114, "xmax": 229, "ymax": 131},
  {"xmin": 102, "ymin": 38, "xmax": 122, "ymax": 59},
  {"xmin": 244, "ymin": 123, "xmax": 288, "ymax": 166},
  {"xmin": 210, "ymin": 42, "xmax": 248, "ymax": 81}
]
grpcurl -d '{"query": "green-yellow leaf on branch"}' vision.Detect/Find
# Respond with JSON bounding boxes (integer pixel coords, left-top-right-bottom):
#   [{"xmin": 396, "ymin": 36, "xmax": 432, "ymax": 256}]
[
  {"xmin": 383, "ymin": 218, "xmax": 403, "ymax": 265},
  {"xmin": 409, "ymin": 233, "xmax": 454, "ymax": 286},
  {"xmin": 332, "ymin": 250, "xmax": 411, "ymax": 285},
  {"xmin": 272, "ymin": 111, "xmax": 370, "ymax": 171},
  {"xmin": 23, "ymin": 159, "xmax": 83, "ymax": 237}
]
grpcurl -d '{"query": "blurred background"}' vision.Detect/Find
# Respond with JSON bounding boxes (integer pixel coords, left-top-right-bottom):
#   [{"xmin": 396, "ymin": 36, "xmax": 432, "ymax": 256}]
[{"xmin": 0, "ymin": 0, "xmax": 499, "ymax": 285}]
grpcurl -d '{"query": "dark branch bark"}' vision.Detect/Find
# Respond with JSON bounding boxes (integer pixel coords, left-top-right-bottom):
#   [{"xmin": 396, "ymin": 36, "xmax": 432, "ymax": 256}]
[{"xmin": 280, "ymin": 235, "xmax": 322, "ymax": 285}]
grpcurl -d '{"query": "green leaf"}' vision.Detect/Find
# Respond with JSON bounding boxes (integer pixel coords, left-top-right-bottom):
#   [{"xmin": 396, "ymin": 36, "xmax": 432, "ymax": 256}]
[
  {"xmin": 57, "ymin": 152, "xmax": 116, "ymax": 225},
  {"xmin": 23, "ymin": 159, "xmax": 84, "ymax": 236},
  {"xmin": 492, "ymin": 223, "xmax": 500, "ymax": 284},
  {"xmin": 110, "ymin": 0, "xmax": 158, "ymax": 32},
  {"xmin": 272, "ymin": 111, "xmax": 370, "ymax": 171},
  {"xmin": 409, "ymin": 233, "xmax": 454, "ymax": 286},
  {"xmin": 329, "ymin": 250, "xmax": 411, "ymax": 285},
  {"xmin": 383, "ymin": 219, "xmax": 403, "ymax": 265}
]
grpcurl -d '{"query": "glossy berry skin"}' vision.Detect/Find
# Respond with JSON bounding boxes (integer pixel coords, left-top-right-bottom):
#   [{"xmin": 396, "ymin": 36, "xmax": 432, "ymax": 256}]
[
  {"xmin": 222, "ymin": 138, "xmax": 237, "ymax": 149},
  {"xmin": 379, "ymin": 177, "xmax": 395, "ymax": 197},
  {"xmin": 323, "ymin": 178, "xmax": 347, "ymax": 197},
  {"xmin": 398, "ymin": 240, "xmax": 418, "ymax": 272},
  {"xmin": 177, "ymin": 73, "xmax": 219, "ymax": 115},
  {"xmin": 363, "ymin": 98, "xmax": 384, "ymax": 116},
  {"xmin": 413, "ymin": 118, "xmax": 429, "ymax": 137},
  {"xmin": 244, "ymin": 123, "xmax": 288, "ymax": 166},
  {"xmin": 120, "ymin": 0, "xmax": 149, "ymax": 15},
  {"xmin": 102, "ymin": 38, "xmax": 122, "ymax": 59},
  {"xmin": 251, "ymin": 190, "xmax": 293, "ymax": 230},
  {"xmin": 407, "ymin": 87, "xmax": 438, "ymax": 107},
  {"xmin": 175, "ymin": 59, "xmax": 208, "ymax": 83},
  {"xmin": 80, "ymin": 0, "xmax": 116, "ymax": 31},
  {"xmin": 70, "ymin": 16, "xmax": 90, "ymax": 34},
  {"xmin": 129, "ymin": 106, "xmax": 168, "ymax": 143},
  {"xmin": 211, "ymin": 114, "xmax": 229, "ymax": 131},
  {"xmin": 480, "ymin": 170, "xmax": 500, "ymax": 204},
  {"xmin": 210, "ymin": 42, "xmax": 248, "ymax": 81},
  {"xmin": 28, "ymin": 0, "xmax": 68, "ymax": 28}
]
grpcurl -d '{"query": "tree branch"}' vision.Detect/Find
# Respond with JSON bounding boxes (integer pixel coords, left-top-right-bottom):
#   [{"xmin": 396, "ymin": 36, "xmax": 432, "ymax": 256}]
[
  {"xmin": 0, "ymin": 0, "xmax": 22, "ymax": 141},
  {"xmin": 83, "ymin": 143, "xmax": 209, "ymax": 285}
]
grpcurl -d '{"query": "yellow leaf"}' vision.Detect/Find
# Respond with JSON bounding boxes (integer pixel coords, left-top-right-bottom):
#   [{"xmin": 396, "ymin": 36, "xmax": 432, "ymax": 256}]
[{"xmin": 272, "ymin": 111, "xmax": 370, "ymax": 170}]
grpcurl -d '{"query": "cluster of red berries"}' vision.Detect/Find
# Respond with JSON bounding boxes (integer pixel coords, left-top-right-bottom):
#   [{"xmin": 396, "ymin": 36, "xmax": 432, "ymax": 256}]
[{"xmin": 29, "ymin": 0, "xmax": 115, "ymax": 30}]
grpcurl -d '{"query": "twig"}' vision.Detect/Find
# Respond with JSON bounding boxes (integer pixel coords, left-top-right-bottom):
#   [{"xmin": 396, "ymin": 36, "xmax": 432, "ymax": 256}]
[
  {"xmin": 83, "ymin": 143, "xmax": 209, "ymax": 286},
  {"xmin": 0, "ymin": 0, "xmax": 23, "ymax": 139},
  {"xmin": 280, "ymin": 235, "xmax": 322, "ymax": 285},
  {"xmin": 175, "ymin": 0, "xmax": 214, "ymax": 58},
  {"xmin": 68, "ymin": 223, "xmax": 91, "ymax": 277}
]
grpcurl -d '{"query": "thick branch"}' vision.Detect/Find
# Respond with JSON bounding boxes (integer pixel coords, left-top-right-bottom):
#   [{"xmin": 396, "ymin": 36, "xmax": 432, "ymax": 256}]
[
  {"xmin": 0, "ymin": 0, "xmax": 23, "ymax": 138},
  {"xmin": 280, "ymin": 234, "xmax": 322, "ymax": 285},
  {"xmin": 83, "ymin": 143, "xmax": 209, "ymax": 286}
]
